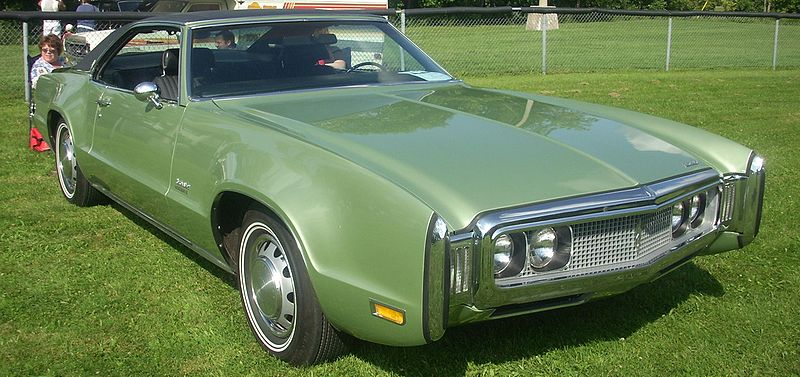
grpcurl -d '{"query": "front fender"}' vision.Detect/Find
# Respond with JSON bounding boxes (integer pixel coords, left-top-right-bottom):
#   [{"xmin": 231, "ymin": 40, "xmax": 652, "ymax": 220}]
[
  {"xmin": 33, "ymin": 72, "xmax": 98, "ymax": 165},
  {"xmin": 222, "ymin": 142, "xmax": 437, "ymax": 346},
  {"xmin": 174, "ymin": 107, "xmax": 440, "ymax": 346}
]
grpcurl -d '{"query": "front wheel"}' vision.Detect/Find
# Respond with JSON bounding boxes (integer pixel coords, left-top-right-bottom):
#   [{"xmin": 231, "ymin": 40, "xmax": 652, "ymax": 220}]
[
  {"xmin": 54, "ymin": 119, "xmax": 103, "ymax": 206},
  {"xmin": 238, "ymin": 210, "xmax": 346, "ymax": 365}
]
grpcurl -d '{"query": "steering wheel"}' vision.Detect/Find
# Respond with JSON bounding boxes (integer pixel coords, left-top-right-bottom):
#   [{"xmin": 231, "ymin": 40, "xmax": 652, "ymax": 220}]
[{"xmin": 346, "ymin": 61, "xmax": 385, "ymax": 73}]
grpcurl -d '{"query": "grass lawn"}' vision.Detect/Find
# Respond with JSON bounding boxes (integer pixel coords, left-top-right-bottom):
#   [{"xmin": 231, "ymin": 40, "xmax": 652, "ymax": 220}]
[{"xmin": 1, "ymin": 69, "xmax": 799, "ymax": 375}]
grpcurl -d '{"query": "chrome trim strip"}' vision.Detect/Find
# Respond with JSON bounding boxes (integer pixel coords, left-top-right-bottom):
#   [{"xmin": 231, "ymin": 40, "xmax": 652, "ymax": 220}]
[
  {"xmin": 477, "ymin": 169, "xmax": 720, "ymax": 238},
  {"xmin": 647, "ymin": 169, "xmax": 721, "ymax": 203},
  {"xmin": 492, "ymin": 179, "xmax": 719, "ymax": 237}
]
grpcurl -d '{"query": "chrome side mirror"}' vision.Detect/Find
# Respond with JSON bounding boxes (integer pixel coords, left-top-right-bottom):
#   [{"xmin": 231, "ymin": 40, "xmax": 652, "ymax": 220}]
[{"xmin": 134, "ymin": 82, "xmax": 163, "ymax": 109}]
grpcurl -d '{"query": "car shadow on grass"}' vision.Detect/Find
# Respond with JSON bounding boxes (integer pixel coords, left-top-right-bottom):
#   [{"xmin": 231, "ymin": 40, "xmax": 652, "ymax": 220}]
[
  {"xmin": 351, "ymin": 262, "xmax": 724, "ymax": 376},
  {"xmin": 110, "ymin": 202, "xmax": 238, "ymax": 289}
]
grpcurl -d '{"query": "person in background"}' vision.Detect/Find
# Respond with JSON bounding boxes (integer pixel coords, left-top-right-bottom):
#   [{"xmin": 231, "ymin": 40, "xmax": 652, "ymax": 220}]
[
  {"xmin": 76, "ymin": 0, "xmax": 100, "ymax": 32},
  {"xmin": 31, "ymin": 34, "xmax": 65, "ymax": 89},
  {"xmin": 215, "ymin": 30, "xmax": 237, "ymax": 49},
  {"xmin": 39, "ymin": 0, "xmax": 65, "ymax": 36}
]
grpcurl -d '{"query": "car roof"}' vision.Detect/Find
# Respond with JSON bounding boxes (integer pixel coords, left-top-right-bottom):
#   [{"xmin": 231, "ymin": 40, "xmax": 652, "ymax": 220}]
[{"xmin": 144, "ymin": 9, "xmax": 388, "ymax": 26}]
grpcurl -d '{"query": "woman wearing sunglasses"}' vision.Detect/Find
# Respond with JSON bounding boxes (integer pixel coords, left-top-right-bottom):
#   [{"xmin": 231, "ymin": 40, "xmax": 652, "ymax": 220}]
[{"xmin": 31, "ymin": 34, "xmax": 65, "ymax": 89}]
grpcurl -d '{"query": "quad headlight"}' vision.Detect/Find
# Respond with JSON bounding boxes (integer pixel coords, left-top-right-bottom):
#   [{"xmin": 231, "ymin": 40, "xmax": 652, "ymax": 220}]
[
  {"xmin": 672, "ymin": 191, "xmax": 711, "ymax": 238},
  {"xmin": 492, "ymin": 234, "xmax": 515, "ymax": 275},
  {"xmin": 492, "ymin": 227, "xmax": 572, "ymax": 277},
  {"xmin": 492, "ymin": 233, "xmax": 526, "ymax": 278},
  {"xmin": 688, "ymin": 193, "xmax": 706, "ymax": 227},
  {"xmin": 529, "ymin": 227, "xmax": 572, "ymax": 271},
  {"xmin": 529, "ymin": 228, "xmax": 557, "ymax": 269},
  {"xmin": 671, "ymin": 201, "xmax": 687, "ymax": 234}
]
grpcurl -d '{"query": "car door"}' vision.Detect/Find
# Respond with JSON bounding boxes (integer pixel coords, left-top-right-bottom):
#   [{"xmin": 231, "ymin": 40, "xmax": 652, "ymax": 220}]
[{"xmin": 89, "ymin": 26, "xmax": 187, "ymax": 222}]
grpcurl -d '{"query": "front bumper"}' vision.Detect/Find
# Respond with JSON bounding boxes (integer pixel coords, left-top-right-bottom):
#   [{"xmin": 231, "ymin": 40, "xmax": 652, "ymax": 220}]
[{"xmin": 424, "ymin": 156, "xmax": 765, "ymax": 341}]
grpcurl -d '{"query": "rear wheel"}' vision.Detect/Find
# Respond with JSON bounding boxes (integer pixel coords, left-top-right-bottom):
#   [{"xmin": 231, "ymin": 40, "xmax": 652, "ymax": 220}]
[
  {"xmin": 237, "ymin": 209, "xmax": 346, "ymax": 365},
  {"xmin": 54, "ymin": 119, "xmax": 103, "ymax": 206}
]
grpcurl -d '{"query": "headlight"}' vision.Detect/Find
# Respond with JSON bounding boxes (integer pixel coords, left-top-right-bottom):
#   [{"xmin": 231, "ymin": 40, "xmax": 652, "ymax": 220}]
[
  {"xmin": 671, "ymin": 201, "xmax": 687, "ymax": 236},
  {"xmin": 492, "ymin": 233, "xmax": 525, "ymax": 278},
  {"xmin": 493, "ymin": 235, "xmax": 514, "ymax": 275},
  {"xmin": 528, "ymin": 227, "xmax": 572, "ymax": 271},
  {"xmin": 529, "ymin": 228, "xmax": 557, "ymax": 268},
  {"xmin": 688, "ymin": 193, "xmax": 706, "ymax": 227}
]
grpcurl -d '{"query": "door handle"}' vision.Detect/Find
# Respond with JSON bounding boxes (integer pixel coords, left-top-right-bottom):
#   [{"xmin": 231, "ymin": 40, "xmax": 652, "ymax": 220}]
[{"xmin": 96, "ymin": 98, "xmax": 111, "ymax": 107}]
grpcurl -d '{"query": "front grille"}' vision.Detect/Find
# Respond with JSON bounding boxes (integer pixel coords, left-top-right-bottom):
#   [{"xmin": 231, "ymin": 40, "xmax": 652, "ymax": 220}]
[{"xmin": 516, "ymin": 208, "xmax": 672, "ymax": 277}]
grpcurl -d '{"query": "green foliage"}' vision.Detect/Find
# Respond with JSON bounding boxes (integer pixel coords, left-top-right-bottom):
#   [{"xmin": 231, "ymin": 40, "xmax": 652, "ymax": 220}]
[{"xmin": 0, "ymin": 0, "xmax": 38, "ymax": 11}]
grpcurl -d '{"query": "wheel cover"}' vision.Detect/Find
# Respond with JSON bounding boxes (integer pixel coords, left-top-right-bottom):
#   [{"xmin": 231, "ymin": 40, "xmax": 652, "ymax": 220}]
[
  {"xmin": 56, "ymin": 123, "xmax": 77, "ymax": 199},
  {"xmin": 240, "ymin": 222, "xmax": 297, "ymax": 351}
]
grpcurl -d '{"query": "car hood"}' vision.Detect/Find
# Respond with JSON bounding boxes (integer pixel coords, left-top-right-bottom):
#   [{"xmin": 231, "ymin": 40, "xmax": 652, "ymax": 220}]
[{"xmin": 217, "ymin": 84, "xmax": 711, "ymax": 230}]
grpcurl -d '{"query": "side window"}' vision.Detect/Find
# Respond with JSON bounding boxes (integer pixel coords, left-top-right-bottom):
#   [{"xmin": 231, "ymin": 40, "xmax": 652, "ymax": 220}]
[
  {"xmin": 96, "ymin": 29, "xmax": 181, "ymax": 92},
  {"xmin": 186, "ymin": 3, "xmax": 221, "ymax": 11}
]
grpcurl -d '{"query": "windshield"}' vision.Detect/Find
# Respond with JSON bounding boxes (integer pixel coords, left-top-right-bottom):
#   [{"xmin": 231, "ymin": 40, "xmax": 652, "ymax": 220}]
[{"xmin": 189, "ymin": 21, "xmax": 453, "ymax": 98}]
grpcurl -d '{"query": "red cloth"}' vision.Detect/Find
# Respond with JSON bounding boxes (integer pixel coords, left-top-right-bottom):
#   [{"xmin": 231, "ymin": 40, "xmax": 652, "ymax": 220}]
[{"xmin": 30, "ymin": 127, "xmax": 51, "ymax": 152}]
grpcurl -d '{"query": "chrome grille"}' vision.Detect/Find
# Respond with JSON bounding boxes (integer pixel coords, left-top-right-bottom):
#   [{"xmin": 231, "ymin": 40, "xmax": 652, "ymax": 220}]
[
  {"xmin": 517, "ymin": 208, "xmax": 672, "ymax": 277},
  {"xmin": 720, "ymin": 183, "xmax": 736, "ymax": 222},
  {"xmin": 570, "ymin": 216, "xmax": 639, "ymax": 270}
]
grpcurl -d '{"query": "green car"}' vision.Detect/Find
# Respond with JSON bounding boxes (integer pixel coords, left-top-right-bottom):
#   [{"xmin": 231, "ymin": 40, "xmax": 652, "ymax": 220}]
[{"xmin": 32, "ymin": 10, "xmax": 765, "ymax": 366}]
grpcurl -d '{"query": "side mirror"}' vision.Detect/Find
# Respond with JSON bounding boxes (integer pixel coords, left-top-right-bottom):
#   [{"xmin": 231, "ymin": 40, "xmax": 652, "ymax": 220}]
[{"xmin": 134, "ymin": 81, "xmax": 163, "ymax": 109}]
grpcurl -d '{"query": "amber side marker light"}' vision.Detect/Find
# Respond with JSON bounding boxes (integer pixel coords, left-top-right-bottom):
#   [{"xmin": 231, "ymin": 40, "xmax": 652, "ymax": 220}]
[{"xmin": 370, "ymin": 300, "xmax": 406, "ymax": 325}]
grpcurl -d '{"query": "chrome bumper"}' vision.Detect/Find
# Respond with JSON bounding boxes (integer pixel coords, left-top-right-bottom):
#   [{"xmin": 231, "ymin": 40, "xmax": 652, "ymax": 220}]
[
  {"xmin": 706, "ymin": 154, "xmax": 765, "ymax": 252},
  {"xmin": 424, "ymin": 159, "xmax": 765, "ymax": 336}
]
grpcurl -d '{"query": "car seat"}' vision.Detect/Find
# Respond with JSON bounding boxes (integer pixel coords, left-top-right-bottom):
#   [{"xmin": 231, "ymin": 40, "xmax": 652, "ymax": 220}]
[{"xmin": 153, "ymin": 48, "xmax": 179, "ymax": 101}]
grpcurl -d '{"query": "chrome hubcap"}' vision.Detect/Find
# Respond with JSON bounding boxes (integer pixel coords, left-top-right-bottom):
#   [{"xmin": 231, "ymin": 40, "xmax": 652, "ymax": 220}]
[
  {"xmin": 56, "ymin": 124, "xmax": 77, "ymax": 198},
  {"xmin": 251, "ymin": 253, "xmax": 282, "ymax": 320},
  {"xmin": 241, "ymin": 223, "xmax": 296, "ymax": 350}
]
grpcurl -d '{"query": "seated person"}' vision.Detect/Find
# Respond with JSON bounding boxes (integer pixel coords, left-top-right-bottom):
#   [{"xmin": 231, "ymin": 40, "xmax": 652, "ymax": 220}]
[
  {"xmin": 31, "ymin": 34, "xmax": 66, "ymax": 89},
  {"xmin": 313, "ymin": 28, "xmax": 346, "ymax": 70},
  {"xmin": 215, "ymin": 30, "xmax": 237, "ymax": 50}
]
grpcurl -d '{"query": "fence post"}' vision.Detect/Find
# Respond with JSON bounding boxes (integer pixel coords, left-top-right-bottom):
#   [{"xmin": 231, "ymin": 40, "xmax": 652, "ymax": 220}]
[
  {"xmin": 399, "ymin": 10, "xmax": 406, "ymax": 70},
  {"xmin": 541, "ymin": 14, "xmax": 547, "ymax": 75},
  {"xmin": 665, "ymin": 17, "xmax": 672, "ymax": 71},
  {"xmin": 772, "ymin": 18, "xmax": 780, "ymax": 70},
  {"xmin": 23, "ymin": 22, "xmax": 31, "ymax": 104}
]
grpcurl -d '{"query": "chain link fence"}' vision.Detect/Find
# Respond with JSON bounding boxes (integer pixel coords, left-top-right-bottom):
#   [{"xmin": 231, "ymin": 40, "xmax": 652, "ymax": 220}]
[
  {"xmin": 1, "ymin": 9, "xmax": 799, "ymax": 97},
  {"xmin": 392, "ymin": 10, "xmax": 800, "ymax": 76}
]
